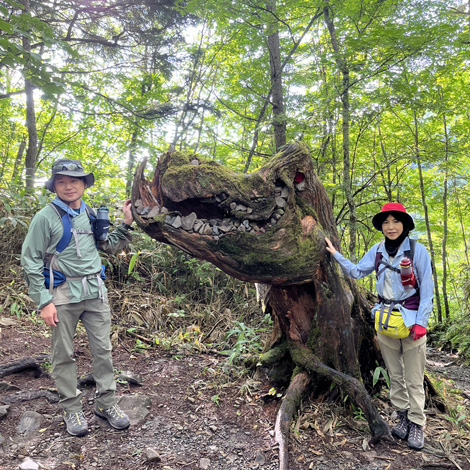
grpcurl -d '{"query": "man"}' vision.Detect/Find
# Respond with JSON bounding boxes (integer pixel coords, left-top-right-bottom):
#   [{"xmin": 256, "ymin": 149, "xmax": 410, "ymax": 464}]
[{"xmin": 21, "ymin": 158, "xmax": 134, "ymax": 437}]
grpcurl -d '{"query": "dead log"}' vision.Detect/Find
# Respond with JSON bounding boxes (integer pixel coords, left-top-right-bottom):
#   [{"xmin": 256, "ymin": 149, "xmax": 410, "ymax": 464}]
[
  {"xmin": 130, "ymin": 143, "xmax": 390, "ymax": 466},
  {"xmin": 0, "ymin": 355, "xmax": 49, "ymax": 379}
]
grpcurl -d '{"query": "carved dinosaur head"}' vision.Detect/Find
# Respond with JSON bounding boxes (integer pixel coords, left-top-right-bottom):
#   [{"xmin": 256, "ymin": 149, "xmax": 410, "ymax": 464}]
[{"xmin": 132, "ymin": 143, "xmax": 337, "ymax": 286}]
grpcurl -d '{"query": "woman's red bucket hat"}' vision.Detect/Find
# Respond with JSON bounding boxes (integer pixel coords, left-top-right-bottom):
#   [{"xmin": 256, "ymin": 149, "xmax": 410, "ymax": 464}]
[{"xmin": 372, "ymin": 202, "xmax": 415, "ymax": 231}]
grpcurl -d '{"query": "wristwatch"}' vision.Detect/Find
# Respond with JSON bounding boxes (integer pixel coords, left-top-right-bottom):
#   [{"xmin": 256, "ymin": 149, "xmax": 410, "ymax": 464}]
[{"xmin": 121, "ymin": 222, "xmax": 134, "ymax": 231}]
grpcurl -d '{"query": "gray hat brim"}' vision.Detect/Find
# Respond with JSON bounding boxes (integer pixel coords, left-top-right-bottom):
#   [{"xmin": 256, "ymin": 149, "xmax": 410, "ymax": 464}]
[{"xmin": 45, "ymin": 172, "xmax": 95, "ymax": 192}]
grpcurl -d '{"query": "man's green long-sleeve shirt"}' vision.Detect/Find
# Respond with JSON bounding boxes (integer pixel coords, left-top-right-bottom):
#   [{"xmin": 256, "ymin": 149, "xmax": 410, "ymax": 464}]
[{"xmin": 21, "ymin": 201, "xmax": 132, "ymax": 310}]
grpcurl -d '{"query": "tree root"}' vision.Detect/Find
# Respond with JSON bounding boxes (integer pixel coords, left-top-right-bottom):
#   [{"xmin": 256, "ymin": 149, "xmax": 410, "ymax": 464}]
[
  {"xmin": 244, "ymin": 342, "xmax": 289, "ymax": 369},
  {"xmin": 0, "ymin": 355, "xmax": 50, "ymax": 379},
  {"xmin": 1, "ymin": 389, "xmax": 59, "ymax": 404},
  {"xmin": 274, "ymin": 371, "xmax": 311, "ymax": 470},
  {"xmin": 289, "ymin": 343, "xmax": 392, "ymax": 446},
  {"xmin": 78, "ymin": 371, "xmax": 143, "ymax": 389}
]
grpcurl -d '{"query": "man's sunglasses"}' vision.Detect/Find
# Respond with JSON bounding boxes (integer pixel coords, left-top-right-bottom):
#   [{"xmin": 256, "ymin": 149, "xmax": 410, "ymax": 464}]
[{"xmin": 52, "ymin": 162, "xmax": 83, "ymax": 173}]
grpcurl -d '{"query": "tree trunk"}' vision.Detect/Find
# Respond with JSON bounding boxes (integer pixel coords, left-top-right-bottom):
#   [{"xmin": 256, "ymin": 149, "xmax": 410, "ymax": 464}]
[
  {"xmin": 21, "ymin": 0, "xmax": 38, "ymax": 189},
  {"xmin": 454, "ymin": 181, "xmax": 470, "ymax": 266},
  {"xmin": 11, "ymin": 135, "xmax": 27, "ymax": 183},
  {"xmin": 131, "ymin": 143, "xmax": 391, "ymax": 453},
  {"xmin": 267, "ymin": 0, "xmax": 286, "ymax": 151},
  {"xmin": 439, "ymin": 89, "xmax": 450, "ymax": 320},
  {"xmin": 323, "ymin": 3, "xmax": 357, "ymax": 262},
  {"xmin": 413, "ymin": 110, "xmax": 442, "ymax": 323},
  {"xmin": 126, "ymin": 128, "xmax": 138, "ymax": 196}
]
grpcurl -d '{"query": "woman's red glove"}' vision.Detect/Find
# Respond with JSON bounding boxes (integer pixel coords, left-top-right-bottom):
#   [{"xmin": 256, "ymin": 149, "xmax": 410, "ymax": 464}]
[{"xmin": 410, "ymin": 324, "xmax": 427, "ymax": 340}]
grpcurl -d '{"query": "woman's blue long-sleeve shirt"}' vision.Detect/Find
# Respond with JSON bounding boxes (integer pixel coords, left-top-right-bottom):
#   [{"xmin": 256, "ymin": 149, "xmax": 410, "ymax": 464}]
[{"xmin": 332, "ymin": 237, "xmax": 434, "ymax": 328}]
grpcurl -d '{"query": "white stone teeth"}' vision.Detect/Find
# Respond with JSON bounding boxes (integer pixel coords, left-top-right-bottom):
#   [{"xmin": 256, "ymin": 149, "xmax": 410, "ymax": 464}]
[
  {"xmin": 143, "ymin": 205, "xmax": 161, "ymax": 218},
  {"xmin": 281, "ymin": 187, "xmax": 289, "ymax": 198},
  {"xmin": 218, "ymin": 224, "xmax": 232, "ymax": 233},
  {"xmin": 275, "ymin": 196, "xmax": 287, "ymax": 208},
  {"xmin": 193, "ymin": 220, "xmax": 203, "ymax": 233},
  {"xmin": 181, "ymin": 212, "xmax": 197, "ymax": 231},
  {"xmin": 202, "ymin": 224, "xmax": 213, "ymax": 235},
  {"xmin": 228, "ymin": 202, "xmax": 249, "ymax": 212},
  {"xmin": 134, "ymin": 199, "xmax": 145, "ymax": 214},
  {"xmin": 295, "ymin": 180, "xmax": 306, "ymax": 191},
  {"xmin": 165, "ymin": 215, "xmax": 182, "ymax": 229}
]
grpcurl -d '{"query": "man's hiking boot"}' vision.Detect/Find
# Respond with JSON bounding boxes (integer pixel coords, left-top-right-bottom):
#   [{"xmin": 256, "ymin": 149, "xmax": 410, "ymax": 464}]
[
  {"xmin": 407, "ymin": 421, "xmax": 425, "ymax": 450},
  {"xmin": 94, "ymin": 404, "xmax": 130, "ymax": 430},
  {"xmin": 391, "ymin": 410, "xmax": 410, "ymax": 440},
  {"xmin": 63, "ymin": 410, "xmax": 88, "ymax": 437}
]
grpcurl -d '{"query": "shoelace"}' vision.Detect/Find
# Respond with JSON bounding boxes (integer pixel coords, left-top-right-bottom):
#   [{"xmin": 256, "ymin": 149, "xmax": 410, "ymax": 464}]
[
  {"xmin": 106, "ymin": 405, "xmax": 124, "ymax": 418},
  {"xmin": 68, "ymin": 411, "xmax": 85, "ymax": 426},
  {"xmin": 396, "ymin": 414, "xmax": 408, "ymax": 430},
  {"xmin": 409, "ymin": 424, "xmax": 421, "ymax": 439}
]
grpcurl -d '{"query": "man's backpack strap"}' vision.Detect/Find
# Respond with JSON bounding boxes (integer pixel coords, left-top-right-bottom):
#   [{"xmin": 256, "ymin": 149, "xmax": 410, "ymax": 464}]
[{"xmin": 49, "ymin": 203, "xmax": 73, "ymax": 253}]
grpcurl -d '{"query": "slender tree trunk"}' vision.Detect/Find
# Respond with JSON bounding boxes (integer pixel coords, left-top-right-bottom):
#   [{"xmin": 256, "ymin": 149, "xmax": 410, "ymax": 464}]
[
  {"xmin": 454, "ymin": 181, "xmax": 470, "ymax": 266},
  {"xmin": 11, "ymin": 135, "xmax": 27, "ymax": 182},
  {"xmin": 126, "ymin": 128, "xmax": 138, "ymax": 196},
  {"xmin": 22, "ymin": 0, "xmax": 38, "ymax": 189},
  {"xmin": 244, "ymin": 10, "xmax": 322, "ymax": 173},
  {"xmin": 323, "ymin": 3, "xmax": 357, "ymax": 261},
  {"xmin": 267, "ymin": 0, "xmax": 286, "ymax": 151},
  {"xmin": 439, "ymin": 89, "xmax": 450, "ymax": 320},
  {"xmin": 413, "ymin": 110, "xmax": 442, "ymax": 323},
  {"xmin": 377, "ymin": 123, "xmax": 393, "ymax": 201}
]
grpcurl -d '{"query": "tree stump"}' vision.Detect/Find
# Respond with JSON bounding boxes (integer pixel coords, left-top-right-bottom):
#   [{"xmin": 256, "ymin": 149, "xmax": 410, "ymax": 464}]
[{"xmin": 131, "ymin": 143, "xmax": 391, "ymax": 467}]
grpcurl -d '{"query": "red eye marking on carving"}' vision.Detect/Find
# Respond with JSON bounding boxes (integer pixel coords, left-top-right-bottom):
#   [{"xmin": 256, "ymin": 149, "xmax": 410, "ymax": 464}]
[{"xmin": 294, "ymin": 173, "xmax": 305, "ymax": 183}]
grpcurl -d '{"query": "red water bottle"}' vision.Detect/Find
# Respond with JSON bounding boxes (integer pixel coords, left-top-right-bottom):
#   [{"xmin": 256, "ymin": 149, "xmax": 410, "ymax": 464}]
[{"xmin": 399, "ymin": 256, "xmax": 416, "ymax": 290}]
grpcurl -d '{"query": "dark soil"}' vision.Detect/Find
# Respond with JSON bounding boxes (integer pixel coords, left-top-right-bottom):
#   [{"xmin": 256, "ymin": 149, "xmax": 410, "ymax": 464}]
[{"xmin": 1, "ymin": 317, "xmax": 469, "ymax": 470}]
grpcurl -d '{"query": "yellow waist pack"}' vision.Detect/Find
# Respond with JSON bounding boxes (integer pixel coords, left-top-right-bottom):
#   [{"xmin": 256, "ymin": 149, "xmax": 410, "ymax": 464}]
[{"xmin": 375, "ymin": 305, "xmax": 410, "ymax": 339}]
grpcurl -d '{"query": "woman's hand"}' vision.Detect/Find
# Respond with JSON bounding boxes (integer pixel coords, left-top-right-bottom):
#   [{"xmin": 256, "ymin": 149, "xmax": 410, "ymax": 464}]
[{"xmin": 325, "ymin": 237, "xmax": 337, "ymax": 255}]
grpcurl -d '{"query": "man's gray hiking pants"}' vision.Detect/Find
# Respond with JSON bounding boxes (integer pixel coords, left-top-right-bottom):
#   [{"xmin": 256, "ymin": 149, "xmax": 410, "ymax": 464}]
[{"xmin": 51, "ymin": 296, "xmax": 116, "ymax": 412}]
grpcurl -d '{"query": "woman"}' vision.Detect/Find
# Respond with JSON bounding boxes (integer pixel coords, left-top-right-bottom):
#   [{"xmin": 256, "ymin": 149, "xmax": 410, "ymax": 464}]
[{"xmin": 325, "ymin": 202, "xmax": 433, "ymax": 450}]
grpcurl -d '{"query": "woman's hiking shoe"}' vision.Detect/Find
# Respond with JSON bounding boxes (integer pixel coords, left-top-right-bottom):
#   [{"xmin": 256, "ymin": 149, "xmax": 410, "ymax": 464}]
[
  {"xmin": 391, "ymin": 410, "xmax": 410, "ymax": 440},
  {"xmin": 64, "ymin": 410, "xmax": 88, "ymax": 437},
  {"xmin": 407, "ymin": 422, "xmax": 425, "ymax": 450},
  {"xmin": 94, "ymin": 404, "xmax": 130, "ymax": 430}
]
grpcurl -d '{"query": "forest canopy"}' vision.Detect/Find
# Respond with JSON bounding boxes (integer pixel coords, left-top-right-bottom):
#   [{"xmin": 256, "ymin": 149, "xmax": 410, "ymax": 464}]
[{"xmin": 1, "ymin": 0, "xmax": 470, "ymax": 355}]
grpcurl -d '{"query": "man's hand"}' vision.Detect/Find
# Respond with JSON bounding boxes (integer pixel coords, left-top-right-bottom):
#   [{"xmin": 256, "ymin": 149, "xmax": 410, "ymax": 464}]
[
  {"xmin": 325, "ymin": 237, "xmax": 337, "ymax": 255},
  {"xmin": 41, "ymin": 303, "xmax": 58, "ymax": 327},
  {"xmin": 122, "ymin": 199, "xmax": 133, "ymax": 226},
  {"xmin": 410, "ymin": 324, "xmax": 426, "ymax": 340}
]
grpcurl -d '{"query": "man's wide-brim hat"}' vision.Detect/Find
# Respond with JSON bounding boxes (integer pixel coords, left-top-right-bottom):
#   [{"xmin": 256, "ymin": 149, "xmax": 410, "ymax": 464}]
[
  {"xmin": 372, "ymin": 202, "xmax": 415, "ymax": 231},
  {"xmin": 45, "ymin": 159, "xmax": 94, "ymax": 192}
]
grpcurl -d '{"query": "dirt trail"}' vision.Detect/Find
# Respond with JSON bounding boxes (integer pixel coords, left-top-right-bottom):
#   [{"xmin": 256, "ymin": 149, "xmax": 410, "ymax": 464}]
[{"xmin": 0, "ymin": 320, "xmax": 469, "ymax": 470}]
